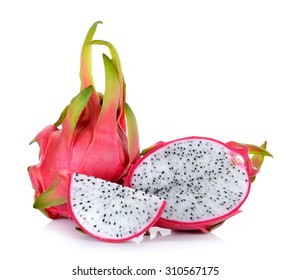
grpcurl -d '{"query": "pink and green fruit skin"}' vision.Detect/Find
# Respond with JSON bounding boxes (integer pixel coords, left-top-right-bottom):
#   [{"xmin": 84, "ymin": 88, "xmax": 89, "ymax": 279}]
[{"xmin": 28, "ymin": 22, "xmax": 140, "ymax": 219}]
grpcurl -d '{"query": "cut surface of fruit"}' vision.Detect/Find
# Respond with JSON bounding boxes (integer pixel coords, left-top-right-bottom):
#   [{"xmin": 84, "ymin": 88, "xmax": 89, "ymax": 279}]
[
  {"xmin": 127, "ymin": 137, "xmax": 251, "ymax": 230},
  {"xmin": 69, "ymin": 173, "xmax": 166, "ymax": 242}
]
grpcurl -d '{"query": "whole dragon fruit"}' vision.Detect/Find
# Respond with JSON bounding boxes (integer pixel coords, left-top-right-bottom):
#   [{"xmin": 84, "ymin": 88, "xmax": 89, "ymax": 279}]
[
  {"xmin": 126, "ymin": 137, "xmax": 271, "ymax": 232},
  {"xmin": 28, "ymin": 22, "xmax": 140, "ymax": 219}
]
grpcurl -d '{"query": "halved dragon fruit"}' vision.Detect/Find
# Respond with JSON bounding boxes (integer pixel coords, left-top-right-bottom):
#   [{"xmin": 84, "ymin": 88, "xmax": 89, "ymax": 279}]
[
  {"xmin": 69, "ymin": 173, "xmax": 166, "ymax": 242},
  {"xmin": 126, "ymin": 137, "xmax": 271, "ymax": 232}
]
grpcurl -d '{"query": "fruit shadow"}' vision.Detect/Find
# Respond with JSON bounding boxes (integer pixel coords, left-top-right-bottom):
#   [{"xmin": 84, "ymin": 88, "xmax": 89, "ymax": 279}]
[
  {"xmin": 139, "ymin": 227, "xmax": 223, "ymax": 244},
  {"xmin": 43, "ymin": 219, "xmax": 223, "ymax": 246}
]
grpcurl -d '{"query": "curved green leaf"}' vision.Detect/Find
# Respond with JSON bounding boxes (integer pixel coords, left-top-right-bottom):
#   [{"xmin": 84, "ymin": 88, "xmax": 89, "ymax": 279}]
[
  {"xmin": 97, "ymin": 54, "xmax": 120, "ymax": 120},
  {"xmin": 125, "ymin": 103, "xmax": 140, "ymax": 163},
  {"xmin": 141, "ymin": 141, "xmax": 164, "ymax": 156},
  {"xmin": 91, "ymin": 39, "xmax": 123, "ymax": 83},
  {"xmin": 80, "ymin": 21, "xmax": 103, "ymax": 89},
  {"xmin": 243, "ymin": 143, "xmax": 273, "ymax": 157},
  {"xmin": 54, "ymin": 105, "xmax": 69, "ymax": 127},
  {"xmin": 63, "ymin": 86, "xmax": 92, "ymax": 135},
  {"xmin": 33, "ymin": 178, "xmax": 66, "ymax": 210},
  {"xmin": 251, "ymin": 141, "xmax": 269, "ymax": 182}
]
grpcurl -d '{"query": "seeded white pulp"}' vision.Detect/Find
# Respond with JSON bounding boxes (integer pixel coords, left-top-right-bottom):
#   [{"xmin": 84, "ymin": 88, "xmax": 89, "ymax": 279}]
[
  {"xmin": 130, "ymin": 139, "xmax": 249, "ymax": 222},
  {"xmin": 70, "ymin": 173, "xmax": 165, "ymax": 241}
]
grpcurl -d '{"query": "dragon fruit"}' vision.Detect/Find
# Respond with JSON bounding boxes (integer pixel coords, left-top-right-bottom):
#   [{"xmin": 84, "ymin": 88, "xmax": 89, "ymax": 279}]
[
  {"xmin": 69, "ymin": 173, "xmax": 166, "ymax": 242},
  {"xmin": 28, "ymin": 22, "xmax": 140, "ymax": 219},
  {"xmin": 126, "ymin": 137, "xmax": 272, "ymax": 232}
]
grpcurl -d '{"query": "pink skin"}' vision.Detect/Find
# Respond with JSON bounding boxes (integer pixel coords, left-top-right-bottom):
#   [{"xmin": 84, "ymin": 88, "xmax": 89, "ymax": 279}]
[
  {"xmin": 67, "ymin": 174, "xmax": 167, "ymax": 242},
  {"xmin": 29, "ymin": 65, "xmax": 136, "ymax": 219},
  {"xmin": 126, "ymin": 136, "xmax": 253, "ymax": 232},
  {"xmin": 28, "ymin": 110, "xmax": 130, "ymax": 219}
]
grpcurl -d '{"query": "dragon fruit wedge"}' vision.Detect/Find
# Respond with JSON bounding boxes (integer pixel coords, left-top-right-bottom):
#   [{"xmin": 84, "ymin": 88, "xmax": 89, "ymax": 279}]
[
  {"xmin": 28, "ymin": 22, "xmax": 140, "ymax": 219},
  {"xmin": 126, "ymin": 137, "xmax": 272, "ymax": 233},
  {"xmin": 69, "ymin": 173, "xmax": 166, "ymax": 242}
]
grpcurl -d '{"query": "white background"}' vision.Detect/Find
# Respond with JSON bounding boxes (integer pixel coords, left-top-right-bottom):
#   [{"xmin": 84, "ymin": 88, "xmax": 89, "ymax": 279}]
[{"xmin": 0, "ymin": 0, "xmax": 290, "ymax": 279}]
